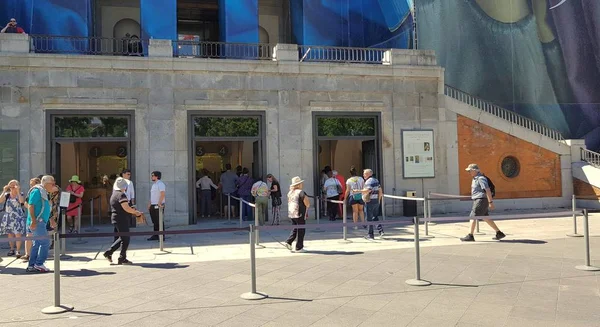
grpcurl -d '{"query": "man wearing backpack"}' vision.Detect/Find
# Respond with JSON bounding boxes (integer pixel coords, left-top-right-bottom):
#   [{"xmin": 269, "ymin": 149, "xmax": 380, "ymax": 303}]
[{"xmin": 460, "ymin": 164, "xmax": 506, "ymax": 242}]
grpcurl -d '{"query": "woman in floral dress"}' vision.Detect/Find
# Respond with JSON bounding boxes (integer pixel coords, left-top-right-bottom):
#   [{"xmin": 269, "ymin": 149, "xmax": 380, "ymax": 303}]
[{"xmin": 0, "ymin": 180, "xmax": 25, "ymax": 258}]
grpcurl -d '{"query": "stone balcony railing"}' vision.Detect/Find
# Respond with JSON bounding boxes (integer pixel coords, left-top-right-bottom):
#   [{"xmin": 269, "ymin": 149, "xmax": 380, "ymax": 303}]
[{"xmin": 0, "ymin": 33, "xmax": 437, "ymax": 67}]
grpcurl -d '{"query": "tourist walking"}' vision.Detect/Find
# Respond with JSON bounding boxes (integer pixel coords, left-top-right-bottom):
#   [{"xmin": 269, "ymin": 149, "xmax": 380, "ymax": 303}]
[
  {"xmin": 196, "ymin": 169, "xmax": 218, "ymax": 218},
  {"xmin": 285, "ymin": 177, "xmax": 310, "ymax": 253},
  {"xmin": 323, "ymin": 171, "xmax": 342, "ymax": 221},
  {"xmin": 65, "ymin": 175, "xmax": 85, "ymax": 233},
  {"xmin": 25, "ymin": 175, "xmax": 54, "ymax": 273},
  {"xmin": 104, "ymin": 177, "xmax": 142, "ymax": 265},
  {"xmin": 251, "ymin": 177, "xmax": 270, "ymax": 225},
  {"xmin": 0, "ymin": 180, "xmax": 25, "ymax": 258},
  {"xmin": 267, "ymin": 174, "xmax": 282, "ymax": 225},
  {"xmin": 345, "ymin": 166, "xmax": 365, "ymax": 229},
  {"xmin": 147, "ymin": 171, "xmax": 166, "ymax": 241},
  {"xmin": 460, "ymin": 164, "xmax": 505, "ymax": 242},
  {"xmin": 362, "ymin": 169, "xmax": 384, "ymax": 239}
]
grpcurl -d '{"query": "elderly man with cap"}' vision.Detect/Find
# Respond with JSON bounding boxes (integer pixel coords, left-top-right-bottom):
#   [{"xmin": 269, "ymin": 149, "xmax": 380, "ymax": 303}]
[
  {"xmin": 460, "ymin": 164, "xmax": 505, "ymax": 242},
  {"xmin": 103, "ymin": 177, "xmax": 142, "ymax": 265}
]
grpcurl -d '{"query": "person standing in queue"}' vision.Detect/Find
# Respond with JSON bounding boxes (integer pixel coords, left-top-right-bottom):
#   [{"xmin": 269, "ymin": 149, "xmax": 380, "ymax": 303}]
[
  {"xmin": 147, "ymin": 171, "xmax": 166, "ymax": 241},
  {"xmin": 104, "ymin": 177, "xmax": 142, "ymax": 265},
  {"xmin": 285, "ymin": 176, "xmax": 310, "ymax": 253},
  {"xmin": 25, "ymin": 175, "xmax": 54, "ymax": 273},
  {"xmin": 362, "ymin": 169, "xmax": 384, "ymax": 240}
]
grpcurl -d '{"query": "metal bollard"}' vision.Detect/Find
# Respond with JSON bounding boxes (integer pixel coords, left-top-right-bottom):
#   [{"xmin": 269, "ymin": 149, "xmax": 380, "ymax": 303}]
[
  {"xmin": 312, "ymin": 196, "xmax": 325, "ymax": 233},
  {"xmin": 427, "ymin": 191, "xmax": 436, "ymax": 226},
  {"xmin": 575, "ymin": 209, "xmax": 600, "ymax": 271},
  {"xmin": 85, "ymin": 197, "xmax": 99, "ymax": 232},
  {"xmin": 159, "ymin": 206, "xmax": 164, "ymax": 252},
  {"xmin": 60, "ymin": 210, "xmax": 67, "ymax": 257},
  {"xmin": 234, "ymin": 198, "xmax": 246, "ymax": 235},
  {"xmin": 254, "ymin": 205, "xmax": 262, "ymax": 248},
  {"xmin": 240, "ymin": 225, "xmax": 267, "ymax": 300},
  {"xmin": 339, "ymin": 200, "xmax": 351, "ymax": 243},
  {"xmin": 405, "ymin": 216, "xmax": 431, "ymax": 286},
  {"xmin": 72, "ymin": 206, "xmax": 87, "ymax": 245},
  {"xmin": 41, "ymin": 232, "xmax": 73, "ymax": 314},
  {"xmin": 567, "ymin": 195, "xmax": 583, "ymax": 237}
]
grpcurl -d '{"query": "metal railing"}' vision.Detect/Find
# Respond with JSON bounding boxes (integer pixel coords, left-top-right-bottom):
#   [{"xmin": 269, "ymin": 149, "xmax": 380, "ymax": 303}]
[
  {"xmin": 299, "ymin": 45, "xmax": 389, "ymax": 64},
  {"xmin": 174, "ymin": 41, "xmax": 273, "ymax": 60},
  {"xmin": 581, "ymin": 148, "xmax": 600, "ymax": 168},
  {"xmin": 444, "ymin": 85, "xmax": 565, "ymax": 141},
  {"xmin": 30, "ymin": 35, "xmax": 146, "ymax": 56}
]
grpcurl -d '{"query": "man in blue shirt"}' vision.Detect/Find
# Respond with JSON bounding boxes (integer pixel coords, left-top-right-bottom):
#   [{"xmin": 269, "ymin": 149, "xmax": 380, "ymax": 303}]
[
  {"xmin": 362, "ymin": 169, "xmax": 384, "ymax": 240},
  {"xmin": 460, "ymin": 164, "xmax": 505, "ymax": 242},
  {"xmin": 26, "ymin": 175, "xmax": 54, "ymax": 273}
]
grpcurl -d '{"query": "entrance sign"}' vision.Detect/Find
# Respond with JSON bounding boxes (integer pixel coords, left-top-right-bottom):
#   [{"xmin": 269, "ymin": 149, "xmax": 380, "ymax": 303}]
[
  {"xmin": 59, "ymin": 192, "xmax": 71, "ymax": 208},
  {"xmin": 402, "ymin": 130, "xmax": 434, "ymax": 178}
]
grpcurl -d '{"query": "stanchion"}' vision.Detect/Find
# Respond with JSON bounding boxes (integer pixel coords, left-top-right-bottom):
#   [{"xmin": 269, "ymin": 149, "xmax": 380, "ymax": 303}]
[
  {"xmin": 567, "ymin": 195, "xmax": 583, "ymax": 237},
  {"xmin": 311, "ymin": 195, "xmax": 325, "ymax": 233},
  {"xmin": 72, "ymin": 206, "xmax": 87, "ymax": 245},
  {"xmin": 406, "ymin": 216, "xmax": 431, "ymax": 286},
  {"xmin": 240, "ymin": 224, "xmax": 268, "ymax": 300},
  {"xmin": 223, "ymin": 195, "xmax": 236, "ymax": 226},
  {"xmin": 59, "ymin": 210, "xmax": 71, "ymax": 259},
  {"xmin": 85, "ymin": 196, "xmax": 99, "ymax": 232},
  {"xmin": 159, "ymin": 206, "xmax": 165, "ymax": 252},
  {"xmin": 474, "ymin": 219, "xmax": 485, "ymax": 236},
  {"xmin": 234, "ymin": 197, "xmax": 246, "ymax": 235},
  {"xmin": 427, "ymin": 191, "xmax": 436, "ymax": 226},
  {"xmin": 575, "ymin": 209, "xmax": 600, "ymax": 271},
  {"xmin": 253, "ymin": 204, "xmax": 264, "ymax": 249},
  {"xmin": 41, "ymin": 232, "xmax": 73, "ymax": 314},
  {"xmin": 339, "ymin": 199, "xmax": 351, "ymax": 243},
  {"xmin": 422, "ymin": 198, "xmax": 434, "ymax": 239}
]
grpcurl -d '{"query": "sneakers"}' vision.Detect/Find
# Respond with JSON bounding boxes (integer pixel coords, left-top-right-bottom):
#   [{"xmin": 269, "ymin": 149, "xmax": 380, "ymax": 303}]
[
  {"xmin": 103, "ymin": 251, "xmax": 113, "ymax": 263},
  {"xmin": 493, "ymin": 231, "xmax": 506, "ymax": 240},
  {"xmin": 7, "ymin": 249, "xmax": 15, "ymax": 256},
  {"xmin": 379, "ymin": 231, "xmax": 385, "ymax": 239},
  {"xmin": 285, "ymin": 243, "xmax": 292, "ymax": 251},
  {"xmin": 294, "ymin": 248, "xmax": 307, "ymax": 253},
  {"xmin": 460, "ymin": 234, "xmax": 475, "ymax": 242},
  {"xmin": 25, "ymin": 266, "xmax": 38, "ymax": 273},
  {"xmin": 118, "ymin": 258, "xmax": 133, "ymax": 265},
  {"xmin": 34, "ymin": 264, "xmax": 50, "ymax": 273},
  {"xmin": 21, "ymin": 255, "xmax": 30, "ymax": 262},
  {"xmin": 15, "ymin": 252, "xmax": 22, "ymax": 259}
]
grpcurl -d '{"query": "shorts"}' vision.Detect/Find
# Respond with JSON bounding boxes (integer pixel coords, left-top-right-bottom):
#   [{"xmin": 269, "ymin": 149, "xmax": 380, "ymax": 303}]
[
  {"xmin": 469, "ymin": 198, "xmax": 489, "ymax": 217},
  {"xmin": 348, "ymin": 196, "xmax": 364, "ymax": 206}
]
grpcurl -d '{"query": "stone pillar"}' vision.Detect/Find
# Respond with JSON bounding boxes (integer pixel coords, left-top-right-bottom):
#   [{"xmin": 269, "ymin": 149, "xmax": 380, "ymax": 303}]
[
  {"xmin": 565, "ymin": 139, "xmax": 587, "ymax": 162},
  {"xmin": 273, "ymin": 44, "xmax": 299, "ymax": 62},
  {"xmin": 0, "ymin": 33, "xmax": 30, "ymax": 53},
  {"xmin": 388, "ymin": 49, "xmax": 437, "ymax": 66},
  {"xmin": 148, "ymin": 39, "xmax": 173, "ymax": 58}
]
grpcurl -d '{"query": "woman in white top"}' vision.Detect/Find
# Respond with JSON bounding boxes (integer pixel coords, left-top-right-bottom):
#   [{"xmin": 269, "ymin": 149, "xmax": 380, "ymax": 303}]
[
  {"xmin": 196, "ymin": 169, "xmax": 218, "ymax": 218},
  {"xmin": 323, "ymin": 171, "xmax": 342, "ymax": 221},
  {"xmin": 344, "ymin": 166, "xmax": 365, "ymax": 229}
]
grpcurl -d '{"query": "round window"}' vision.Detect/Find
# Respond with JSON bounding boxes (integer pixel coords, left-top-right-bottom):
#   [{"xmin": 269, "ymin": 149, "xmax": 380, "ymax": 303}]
[{"xmin": 501, "ymin": 156, "xmax": 520, "ymax": 178}]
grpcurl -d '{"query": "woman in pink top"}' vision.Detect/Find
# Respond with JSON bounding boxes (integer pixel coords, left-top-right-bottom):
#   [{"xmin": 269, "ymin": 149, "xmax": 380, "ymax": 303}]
[{"xmin": 65, "ymin": 175, "xmax": 85, "ymax": 233}]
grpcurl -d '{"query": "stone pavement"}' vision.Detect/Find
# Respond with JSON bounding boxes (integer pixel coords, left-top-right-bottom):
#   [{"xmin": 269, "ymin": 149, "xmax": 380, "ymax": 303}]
[{"xmin": 0, "ymin": 210, "xmax": 599, "ymax": 326}]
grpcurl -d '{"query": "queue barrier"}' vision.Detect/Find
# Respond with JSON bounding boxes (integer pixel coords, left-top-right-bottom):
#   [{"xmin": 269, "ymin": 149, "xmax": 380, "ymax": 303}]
[
  {"xmin": 426, "ymin": 192, "xmax": 482, "ymax": 236},
  {"xmin": 84, "ymin": 195, "xmax": 102, "ymax": 232},
  {"xmin": 230, "ymin": 195, "xmax": 262, "ymax": 247},
  {"xmin": 305, "ymin": 194, "xmax": 325, "ymax": 233},
  {"xmin": 324, "ymin": 198, "xmax": 349, "ymax": 242}
]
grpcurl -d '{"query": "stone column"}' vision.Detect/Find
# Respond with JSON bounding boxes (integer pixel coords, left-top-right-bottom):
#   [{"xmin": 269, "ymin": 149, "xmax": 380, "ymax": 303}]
[
  {"xmin": 148, "ymin": 39, "xmax": 173, "ymax": 58},
  {"xmin": 0, "ymin": 33, "xmax": 30, "ymax": 53}
]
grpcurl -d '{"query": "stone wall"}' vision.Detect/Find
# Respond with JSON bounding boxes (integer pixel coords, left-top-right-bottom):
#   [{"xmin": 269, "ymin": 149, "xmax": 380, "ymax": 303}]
[{"xmin": 0, "ymin": 39, "xmax": 451, "ymax": 224}]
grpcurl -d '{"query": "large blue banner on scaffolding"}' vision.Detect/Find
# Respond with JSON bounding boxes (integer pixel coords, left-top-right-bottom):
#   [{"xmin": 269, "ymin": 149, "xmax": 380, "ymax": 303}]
[
  {"xmin": 291, "ymin": 0, "xmax": 413, "ymax": 49},
  {"xmin": 219, "ymin": 0, "xmax": 258, "ymax": 43},
  {"xmin": 140, "ymin": 0, "xmax": 177, "ymax": 41},
  {"xmin": 0, "ymin": 0, "xmax": 91, "ymax": 36},
  {"xmin": 417, "ymin": 0, "xmax": 600, "ymax": 150}
]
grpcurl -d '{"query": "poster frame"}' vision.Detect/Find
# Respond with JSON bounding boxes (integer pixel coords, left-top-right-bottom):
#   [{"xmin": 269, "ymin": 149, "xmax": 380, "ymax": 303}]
[{"xmin": 401, "ymin": 129, "xmax": 435, "ymax": 179}]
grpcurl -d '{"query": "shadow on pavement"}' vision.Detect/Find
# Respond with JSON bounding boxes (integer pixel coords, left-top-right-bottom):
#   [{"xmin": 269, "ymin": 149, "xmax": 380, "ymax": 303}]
[
  {"xmin": 384, "ymin": 237, "xmax": 431, "ymax": 242},
  {"xmin": 58, "ymin": 255, "xmax": 94, "ymax": 262},
  {"xmin": 61, "ymin": 269, "xmax": 116, "ymax": 277},
  {"xmin": 136, "ymin": 263, "xmax": 189, "ymax": 269},
  {"xmin": 483, "ymin": 239, "xmax": 547, "ymax": 245},
  {"xmin": 304, "ymin": 250, "xmax": 364, "ymax": 255}
]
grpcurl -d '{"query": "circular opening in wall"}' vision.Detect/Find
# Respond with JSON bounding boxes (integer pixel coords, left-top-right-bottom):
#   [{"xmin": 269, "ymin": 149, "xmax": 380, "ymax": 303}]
[{"xmin": 501, "ymin": 156, "xmax": 520, "ymax": 178}]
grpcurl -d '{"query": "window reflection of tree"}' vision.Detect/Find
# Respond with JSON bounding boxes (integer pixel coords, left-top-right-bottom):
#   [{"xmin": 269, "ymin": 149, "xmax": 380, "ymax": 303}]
[
  {"xmin": 54, "ymin": 117, "xmax": 128, "ymax": 138},
  {"xmin": 194, "ymin": 117, "xmax": 259, "ymax": 137},
  {"xmin": 317, "ymin": 117, "xmax": 375, "ymax": 137}
]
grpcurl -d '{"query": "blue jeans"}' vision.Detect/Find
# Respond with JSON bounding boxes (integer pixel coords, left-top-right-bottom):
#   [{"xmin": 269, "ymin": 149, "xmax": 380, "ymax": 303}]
[
  {"xmin": 28, "ymin": 222, "xmax": 50, "ymax": 267},
  {"xmin": 365, "ymin": 202, "xmax": 383, "ymax": 238},
  {"xmin": 241, "ymin": 195, "xmax": 253, "ymax": 221}
]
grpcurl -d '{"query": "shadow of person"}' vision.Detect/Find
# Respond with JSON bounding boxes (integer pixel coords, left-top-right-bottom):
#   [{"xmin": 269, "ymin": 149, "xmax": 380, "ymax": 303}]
[
  {"xmin": 136, "ymin": 263, "xmax": 190, "ymax": 269},
  {"xmin": 300, "ymin": 250, "xmax": 364, "ymax": 255},
  {"xmin": 479, "ymin": 239, "xmax": 547, "ymax": 245},
  {"xmin": 61, "ymin": 269, "xmax": 116, "ymax": 277}
]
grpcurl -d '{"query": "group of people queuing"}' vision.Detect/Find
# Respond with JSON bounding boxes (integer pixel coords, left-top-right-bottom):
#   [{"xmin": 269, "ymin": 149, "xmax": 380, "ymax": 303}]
[
  {"xmin": 321, "ymin": 166, "xmax": 384, "ymax": 240},
  {"xmin": 195, "ymin": 164, "xmax": 282, "ymax": 226}
]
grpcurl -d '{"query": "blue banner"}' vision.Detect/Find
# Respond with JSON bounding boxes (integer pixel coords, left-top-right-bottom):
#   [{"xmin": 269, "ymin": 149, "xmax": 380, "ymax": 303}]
[
  {"xmin": 219, "ymin": 0, "xmax": 259, "ymax": 43},
  {"xmin": 140, "ymin": 0, "xmax": 176, "ymax": 41}
]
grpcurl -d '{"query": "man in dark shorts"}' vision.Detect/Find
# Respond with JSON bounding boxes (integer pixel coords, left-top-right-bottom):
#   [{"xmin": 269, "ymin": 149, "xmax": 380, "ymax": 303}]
[
  {"xmin": 104, "ymin": 178, "xmax": 142, "ymax": 264},
  {"xmin": 460, "ymin": 164, "xmax": 506, "ymax": 242}
]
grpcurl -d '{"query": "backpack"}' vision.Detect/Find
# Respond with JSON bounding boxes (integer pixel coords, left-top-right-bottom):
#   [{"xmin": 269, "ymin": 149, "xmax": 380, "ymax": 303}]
[{"xmin": 483, "ymin": 175, "xmax": 496, "ymax": 198}]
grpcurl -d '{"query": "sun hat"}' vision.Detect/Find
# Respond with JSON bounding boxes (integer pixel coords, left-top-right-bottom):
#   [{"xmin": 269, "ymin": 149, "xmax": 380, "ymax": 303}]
[
  {"xmin": 290, "ymin": 176, "xmax": 304, "ymax": 187},
  {"xmin": 115, "ymin": 177, "xmax": 129, "ymax": 191},
  {"xmin": 69, "ymin": 175, "xmax": 82, "ymax": 183},
  {"xmin": 464, "ymin": 163, "xmax": 480, "ymax": 171}
]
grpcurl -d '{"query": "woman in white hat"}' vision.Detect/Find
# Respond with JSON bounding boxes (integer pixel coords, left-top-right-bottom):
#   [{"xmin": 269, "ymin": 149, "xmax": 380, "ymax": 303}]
[{"xmin": 285, "ymin": 176, "xmax": 310, "ymax": 253}]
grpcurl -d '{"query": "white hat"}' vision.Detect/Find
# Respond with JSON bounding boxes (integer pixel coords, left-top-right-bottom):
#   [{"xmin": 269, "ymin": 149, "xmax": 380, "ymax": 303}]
[
  {"xmin": 290, "ymin": 176, "xmax": 304, "ymax": 187},
  {"xmin": 465, "ymin": 163, "xmax": 480, "ymax": 171},
  {"xmin": 115, "ymin": 177, "xmax": 129, "ymax": 190}
]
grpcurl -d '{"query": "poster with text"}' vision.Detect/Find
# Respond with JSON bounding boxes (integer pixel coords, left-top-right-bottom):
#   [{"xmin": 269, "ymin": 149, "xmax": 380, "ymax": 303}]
[{"xmin": 402, "ymin": 130, "xmax": 434, "ymax": 178}]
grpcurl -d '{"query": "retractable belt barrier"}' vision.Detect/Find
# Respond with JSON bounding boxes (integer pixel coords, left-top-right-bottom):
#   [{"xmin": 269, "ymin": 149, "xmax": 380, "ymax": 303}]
[
  {"xmin": 324, "ymin": 198, "xmax": 348, "ymax": 241},
  {"xmin": 427, "ymin": 192, "xmax": 477, "ymax": 236},
  {"xmin": 305, "ymin": 194, "xmax": 324, "ymax": 233}
]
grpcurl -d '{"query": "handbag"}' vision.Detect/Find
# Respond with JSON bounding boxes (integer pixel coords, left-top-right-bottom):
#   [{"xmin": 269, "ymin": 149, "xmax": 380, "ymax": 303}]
[{"xmin": 353, "ymin": 193, "xmax": 362, "ymax": 201}]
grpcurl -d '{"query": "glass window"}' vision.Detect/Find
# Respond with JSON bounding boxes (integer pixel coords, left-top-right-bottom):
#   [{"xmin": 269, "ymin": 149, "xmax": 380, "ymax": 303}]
[
  {"xmin": 0, "ymin": 131, "xmax": 19, "ymax": 186},
  {"xmin": 194, "ymin": 117, "xmax": 259, "ymax": 137},
  {"xmin": 54, "ymin": 117, "xmax": 129, "ymax": 138},
  {"xmin": 317, "ymin": 117, "xmax": 376, "ymax": 137}
]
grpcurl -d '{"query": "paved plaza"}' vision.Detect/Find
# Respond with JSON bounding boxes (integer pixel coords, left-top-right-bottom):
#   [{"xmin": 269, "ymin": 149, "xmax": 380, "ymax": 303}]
[{"xmin": 0, "ymin": 210, "xmax": 599, "ymax": 326}]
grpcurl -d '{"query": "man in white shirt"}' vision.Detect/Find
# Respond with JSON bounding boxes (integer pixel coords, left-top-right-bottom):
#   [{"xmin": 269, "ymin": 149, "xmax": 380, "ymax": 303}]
[
  {"xmin": 196, "ymin": 169, "xmax": 218, "ymax": 218},
  {"xmin": 323, "ymin": 171, "xmax": 341, "ymax": 221},
  {"xmin": 147, "ymin": 171, "xmax": 166, "ymax": 241}
]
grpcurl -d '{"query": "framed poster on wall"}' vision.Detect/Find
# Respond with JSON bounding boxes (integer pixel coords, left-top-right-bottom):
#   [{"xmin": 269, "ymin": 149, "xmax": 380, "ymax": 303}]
[
  {"xmin": 402, "ymin": 129, "xmax": 434, "ymax": 178},
  {"xmin": 0, "ymin": 131, "xmax": 19, "ymax": 186}
]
